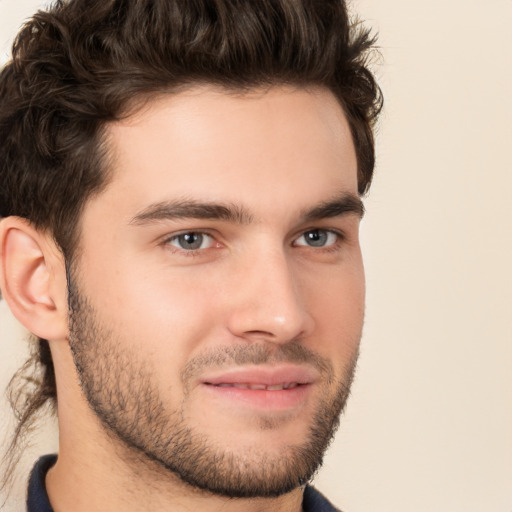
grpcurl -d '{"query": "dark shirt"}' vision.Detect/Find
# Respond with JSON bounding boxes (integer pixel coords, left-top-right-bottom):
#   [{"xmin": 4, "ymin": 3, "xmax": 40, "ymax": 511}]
[
  {"xmin": 26, "ymin": 455, "xmax": 56, "ymax": 512},
  {"xmin": 27, "ymin": 455, "xmax": 341, "ymax": 511}
]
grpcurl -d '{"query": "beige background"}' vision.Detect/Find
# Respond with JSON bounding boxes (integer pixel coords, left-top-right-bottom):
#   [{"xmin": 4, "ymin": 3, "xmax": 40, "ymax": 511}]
[{"xmin": 1, "ymin": 0, "xmax": 511, "ymax": 510}]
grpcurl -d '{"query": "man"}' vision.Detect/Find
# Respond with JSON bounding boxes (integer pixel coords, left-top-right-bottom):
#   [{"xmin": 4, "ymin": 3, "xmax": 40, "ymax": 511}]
[{"xmin": 0, "ymin": 0, "xmax": 382, "ymax": 510}]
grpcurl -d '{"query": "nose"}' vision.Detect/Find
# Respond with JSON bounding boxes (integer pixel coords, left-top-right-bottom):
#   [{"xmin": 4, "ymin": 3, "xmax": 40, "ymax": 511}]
[{"xmin": 226, "ymin": 247, "xmax": 315, "ymax": 344}]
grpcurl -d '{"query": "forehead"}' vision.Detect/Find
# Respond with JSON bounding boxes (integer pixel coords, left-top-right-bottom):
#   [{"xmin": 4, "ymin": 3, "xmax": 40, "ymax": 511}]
[{"xmin": 94, "ymin": 85, "xmax": 357, "ymax": 220}]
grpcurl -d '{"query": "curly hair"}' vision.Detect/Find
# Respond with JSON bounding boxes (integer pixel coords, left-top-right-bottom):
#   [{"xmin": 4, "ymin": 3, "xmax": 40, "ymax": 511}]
[{"xmin": 0, "ymin": 0, "xmax": 382, "ymax": 486}]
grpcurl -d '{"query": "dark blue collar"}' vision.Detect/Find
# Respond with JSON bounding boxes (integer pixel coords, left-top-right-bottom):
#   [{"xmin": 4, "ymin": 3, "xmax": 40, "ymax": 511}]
[
  {"xmin": 27, "ymin": 454, "xmax": 56, "ymax": 512},
  {"xmin": 303, "ymin": 484, "xmax": 342, "ymax": 511}
]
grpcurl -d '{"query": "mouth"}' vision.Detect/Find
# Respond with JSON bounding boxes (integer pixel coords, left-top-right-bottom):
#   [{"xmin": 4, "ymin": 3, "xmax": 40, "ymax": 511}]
[
  {"xmin": 200, "ymin": 365, "xmax": 316, "ymax": 411},
  {"xmin": 206, "ymin": 382, "xmax": 302, "ymax": 390}
]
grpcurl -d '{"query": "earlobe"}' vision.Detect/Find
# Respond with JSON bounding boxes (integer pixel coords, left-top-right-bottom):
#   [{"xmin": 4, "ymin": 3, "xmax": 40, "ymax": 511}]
[{"xmin": 0, "ymin": 217, "xmax": 68, "ymax": 341}]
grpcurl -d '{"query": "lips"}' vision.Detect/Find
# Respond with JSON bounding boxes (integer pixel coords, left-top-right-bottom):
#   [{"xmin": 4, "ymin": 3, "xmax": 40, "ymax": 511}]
[
  {"xmin": 201, "ymin": 364, "xmax": 317, "ymax": 388},
  {"xmin": 199, "ymin": 365, "xmax": 317, "ymax": 411},
  {"xmin": 212, "ymin": 382, "xmax": 300, "ymax": 390}
]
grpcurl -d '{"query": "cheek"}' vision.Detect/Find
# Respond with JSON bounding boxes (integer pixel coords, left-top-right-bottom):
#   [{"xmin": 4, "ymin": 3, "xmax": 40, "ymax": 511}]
[
  {"xmin": 77, "ymin": 250, "xmax": 223, "ymax": 377},
  {"xmin": 303, "ymin": 261, "xmax": 365, "ymax": 364},
  {"xmin": 117, "ymin": 277, "xmax": 220, "ymax": 349}
]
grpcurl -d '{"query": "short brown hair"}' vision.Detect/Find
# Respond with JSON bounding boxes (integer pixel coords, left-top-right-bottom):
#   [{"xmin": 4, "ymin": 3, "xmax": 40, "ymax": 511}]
[{"xmin": 0, "ymin": 0, "xmax": 382, "ymax": 483}]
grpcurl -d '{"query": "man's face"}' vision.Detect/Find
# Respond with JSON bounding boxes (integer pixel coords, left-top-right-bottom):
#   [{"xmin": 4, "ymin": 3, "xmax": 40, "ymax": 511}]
[{"xmin": 67, "ymin": 86, "xmax": 365, "ymax": 497}]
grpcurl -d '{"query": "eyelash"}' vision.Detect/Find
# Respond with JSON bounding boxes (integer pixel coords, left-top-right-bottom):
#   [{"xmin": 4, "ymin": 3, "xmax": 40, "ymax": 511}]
[
  {"xmin": 162, "ymin": 228, "xmax": 346, "ymax": 256},
  {"xmin": 293, "ymin": 229, "xmax": 345, "ymax": 250},
  {"xmin": 163, "ymin": 231, "xmax": 217, "ymax": 257}
]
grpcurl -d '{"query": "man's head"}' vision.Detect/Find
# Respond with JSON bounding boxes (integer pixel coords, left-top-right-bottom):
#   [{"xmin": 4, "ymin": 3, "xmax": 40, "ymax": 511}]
[{"xmin": 0, "ymin": 0, "xmax": 381, "ymax": 501}]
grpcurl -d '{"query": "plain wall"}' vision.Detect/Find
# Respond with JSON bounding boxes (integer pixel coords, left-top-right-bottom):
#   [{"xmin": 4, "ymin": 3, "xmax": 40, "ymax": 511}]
[{"xmin": 1, "ymin": 0, "xmax": 511, "ymax": 510}]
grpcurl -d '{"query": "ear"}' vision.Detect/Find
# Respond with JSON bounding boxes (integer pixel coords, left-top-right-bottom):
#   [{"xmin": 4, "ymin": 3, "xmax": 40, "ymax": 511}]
[{"xmin": 0, "ymin": 217, "xmax": 69, "ymax": 341}]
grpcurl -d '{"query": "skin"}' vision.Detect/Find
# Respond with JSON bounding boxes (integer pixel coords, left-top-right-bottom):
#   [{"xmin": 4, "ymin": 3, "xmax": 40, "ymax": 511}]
[{"xmin": 2, "ymin": 85, "xmax": 365, "ymax": 511}]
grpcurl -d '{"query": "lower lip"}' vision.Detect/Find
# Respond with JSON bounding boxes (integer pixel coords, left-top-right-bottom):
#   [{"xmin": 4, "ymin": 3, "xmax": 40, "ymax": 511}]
[{"xmin": 202, "ymin": 383, "xmax": 312, "ymax": 411}]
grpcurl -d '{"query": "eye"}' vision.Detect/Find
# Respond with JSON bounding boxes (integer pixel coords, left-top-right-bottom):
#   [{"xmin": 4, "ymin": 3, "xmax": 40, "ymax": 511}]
[
  {"xmin": 166, "ymin": 232, "xmax": 214, "ymax": 251},
  {"xmin": 294, "ymin": 229, "xmax": 339, "ymax": 248}
]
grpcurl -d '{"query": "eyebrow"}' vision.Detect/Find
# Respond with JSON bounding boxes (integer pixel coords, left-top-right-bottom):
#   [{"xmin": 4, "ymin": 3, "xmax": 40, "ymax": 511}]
[
  {"xmin": 130, "ymin": 200, "xmax": 253, "ymax": 225},
  {"xmin": 300, "ymin": 193, "xmax": 365, "ymax": 221},
  {"xmin": 129, "ymin": 192, "xmax": 364, "ymax": 226}
]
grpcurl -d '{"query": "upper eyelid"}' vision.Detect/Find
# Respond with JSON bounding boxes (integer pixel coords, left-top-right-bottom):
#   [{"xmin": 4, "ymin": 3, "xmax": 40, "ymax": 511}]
[
  {"xmin": 161, "ymin": 229, "xmax": 216, "ymax": 242},
  {"xmin": 293, "ymin": 227, "xmax": 346, "ymax": 240},
  {"xmin": 292, "ymin": 228, "xmax": 344, "ymax": 244},
  {"xmin": 162, "ymin": 231, "xmax": 217, "ymax": 256},
  {"xmin": 159, "ymin": 226, "xmax": 347, "ymax": 248}
]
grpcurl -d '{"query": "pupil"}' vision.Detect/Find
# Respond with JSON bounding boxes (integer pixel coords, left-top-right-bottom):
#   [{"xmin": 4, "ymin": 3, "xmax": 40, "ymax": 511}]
[
  {"xmin": 180, "ymin": 233, "xmax": 202, "ymax": 249},
  {"xmin": 306, "ymin": 230, "xmax": 326, "ymax": 247}
]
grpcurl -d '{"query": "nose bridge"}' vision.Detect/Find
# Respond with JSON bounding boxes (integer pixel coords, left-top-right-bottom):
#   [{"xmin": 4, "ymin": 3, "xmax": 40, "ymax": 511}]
[{"xmin": 227, "ymin": 243, "xmax": 314, "ymax": 343}]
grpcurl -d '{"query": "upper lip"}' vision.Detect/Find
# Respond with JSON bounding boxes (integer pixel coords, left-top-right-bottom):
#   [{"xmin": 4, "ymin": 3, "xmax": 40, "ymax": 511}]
[{"xmin": 201, "ymin": 364, "xmax": 318, "ymax": 387}]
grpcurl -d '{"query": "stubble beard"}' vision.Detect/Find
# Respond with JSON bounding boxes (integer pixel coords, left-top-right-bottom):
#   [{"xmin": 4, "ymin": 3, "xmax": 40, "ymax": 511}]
[{"xmin": 67, "ymin": 277, "xmax": 360, "ymax": 498}]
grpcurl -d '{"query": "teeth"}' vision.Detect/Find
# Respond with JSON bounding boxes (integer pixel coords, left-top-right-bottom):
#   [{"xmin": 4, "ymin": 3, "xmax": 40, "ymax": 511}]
[
  {"xmin": 249, "ymin": 384, "xmax": 267, "ymax": 390},
  {"xmin": 213, "ymin": 383, "xmax": 299, "ymax": 390}
]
